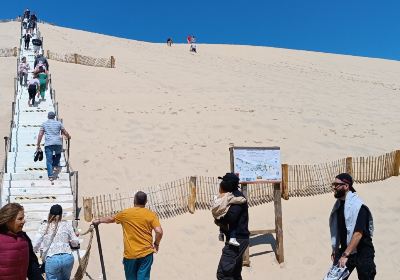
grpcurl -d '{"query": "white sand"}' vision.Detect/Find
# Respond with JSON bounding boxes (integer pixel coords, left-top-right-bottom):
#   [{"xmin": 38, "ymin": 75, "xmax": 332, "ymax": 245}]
[{"xmin": 1, "ymin": 21, "xmax": 399, "ymax": 279}]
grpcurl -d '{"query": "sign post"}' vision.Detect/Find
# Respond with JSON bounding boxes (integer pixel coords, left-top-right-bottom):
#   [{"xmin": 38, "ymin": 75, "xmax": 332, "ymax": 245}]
[{"xmin": 229, "ymin": 146, "xmax": 284, "ymax": 265}]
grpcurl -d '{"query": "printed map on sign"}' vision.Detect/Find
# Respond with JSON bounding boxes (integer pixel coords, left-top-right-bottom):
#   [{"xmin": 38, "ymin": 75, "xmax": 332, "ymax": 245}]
[{"xmin": 233, "ymin": 148, "xmax": 281, "ymax": 183}]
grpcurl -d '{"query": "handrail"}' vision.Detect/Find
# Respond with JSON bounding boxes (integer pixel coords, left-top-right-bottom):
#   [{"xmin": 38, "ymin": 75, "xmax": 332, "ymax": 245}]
[{"xmin": 3, "ymin": 137, "xmax": 9, "ymax": 173}]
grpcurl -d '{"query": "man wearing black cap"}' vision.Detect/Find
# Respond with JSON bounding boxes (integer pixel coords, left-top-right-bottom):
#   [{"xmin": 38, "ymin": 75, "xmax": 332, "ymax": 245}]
[
  {"xmin": 216, "ymin": 173, "xmax": 249, "ymax": 280},
  {"xmin": 329, "ymin": 173, "xmax": 376, "ymax": 279},
  {"xmin": 36, "ymin": 112, "xmax": 71, "ymax": 181}
]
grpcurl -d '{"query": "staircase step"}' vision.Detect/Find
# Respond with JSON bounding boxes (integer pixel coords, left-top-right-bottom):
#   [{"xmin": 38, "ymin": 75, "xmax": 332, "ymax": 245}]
[
  {"xmin": 9, "ymin": 187, "xmax": 72, "ymax": 196},
  {"xmin": 3, "ymin": 172, "xmax": 70, "ymax": 181},
  {"xmin": 9, "ymin": 179, "xmax": 71, "ymax": 188},
  {"xmin": 21, "ymin": 202, "xmax": 73, "ymax": 212},
  {"xmin": 25, "ymin": 211, "xmax": 74, "ymax": 222},
  {"xmin": 10, "ymin": 194, "xmax": 73, "ymax": 204}
]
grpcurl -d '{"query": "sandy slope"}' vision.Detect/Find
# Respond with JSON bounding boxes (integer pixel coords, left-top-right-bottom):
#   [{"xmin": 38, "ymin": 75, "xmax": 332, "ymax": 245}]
[{"xmin": 1, "ymin": 21, "xmax": 399, "ymax": 279}]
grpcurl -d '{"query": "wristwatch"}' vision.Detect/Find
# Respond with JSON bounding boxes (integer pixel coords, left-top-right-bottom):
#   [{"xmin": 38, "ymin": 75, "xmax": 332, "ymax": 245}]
[{"xmin": 342, "ymin": 252, "xmax": 350, "ymax": 258}]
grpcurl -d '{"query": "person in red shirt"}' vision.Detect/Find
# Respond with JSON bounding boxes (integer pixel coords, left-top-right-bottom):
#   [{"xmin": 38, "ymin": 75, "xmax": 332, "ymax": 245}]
[{"xmin": 0, "ymin": 203, "xmax": 43, "ymax": 280}]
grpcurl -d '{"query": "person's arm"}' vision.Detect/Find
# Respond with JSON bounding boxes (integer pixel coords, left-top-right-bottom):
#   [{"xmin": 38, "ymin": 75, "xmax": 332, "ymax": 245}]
[
  {"xmin": 153, "ymin": 226, "xmax": 163, "ymax": 253},
  {"xmin": 31, "ymin": 222, "xmax": 46, "ymax": 252},
  {"xmin": 92, "ymin": 216, "xmax": 116, "ymax": 225},
  {"xmin": 337, "ymin": 231, "xmax": 363, "ymax": 267},
  {"xmin": 338, "ymin": 206, "xmax": 369, "ymax": 267},
  {"xmin": 24, "ymin": 232, "xmax": 44, "ymax": 280},
  {"xmin": 61, "ymin": 128, "xmax": 71, "ymax": 139},
  {"xmin": 36, "ymin": 129, "xmax": 44, "ymax": 150},
  {"xmin": 218, "ymin": 204, "xmax": 242, "ymax": 225}
]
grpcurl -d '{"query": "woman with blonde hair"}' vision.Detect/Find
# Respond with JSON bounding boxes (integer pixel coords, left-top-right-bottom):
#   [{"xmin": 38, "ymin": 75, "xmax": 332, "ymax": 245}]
[
  {"xmin": 0, "ymin": 203, "xmax": 43, "ymax": 280},
  {"xmin": 33, "ymin": 204, "xmax": 79, "ymax": 280}
]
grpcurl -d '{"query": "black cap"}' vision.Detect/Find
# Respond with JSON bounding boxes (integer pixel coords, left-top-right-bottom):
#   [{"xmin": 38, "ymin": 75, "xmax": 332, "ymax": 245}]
[
  {"xmin": 218, "ymin": 172, "xmax": 240, "ymax": 192},
  {"xmin": 50, "ymin": 204, "xmax": 63, "ymax": 216},
  {"xmin": 218, "ymin": 172, "xmax": 240, "ymax": 185},
  {"xmin": 335, "ymin": 173, "xmax": 356, "ymax": 192}
]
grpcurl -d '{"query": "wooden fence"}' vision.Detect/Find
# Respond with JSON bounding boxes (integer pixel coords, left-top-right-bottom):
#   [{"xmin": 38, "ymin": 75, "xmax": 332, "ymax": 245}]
[
  {"xmin": 46, "ymin": 50, "xmax": 115, "ymax": 68},
  {"xmin": 83, "ymin": 150, "xmax": 400, "ymax": 221}
]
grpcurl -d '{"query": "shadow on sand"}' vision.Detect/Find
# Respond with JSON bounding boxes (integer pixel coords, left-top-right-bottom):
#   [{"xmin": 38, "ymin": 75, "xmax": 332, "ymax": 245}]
[{"xmin": 249, "ymin": 233, "xmax": 276, "ymax": 258}]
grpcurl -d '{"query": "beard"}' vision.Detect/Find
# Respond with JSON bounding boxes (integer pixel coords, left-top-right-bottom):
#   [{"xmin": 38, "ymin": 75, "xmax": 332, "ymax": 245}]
[{"xmin": 334, "ymin": 189, "xmax": 346, "ymax": 199}]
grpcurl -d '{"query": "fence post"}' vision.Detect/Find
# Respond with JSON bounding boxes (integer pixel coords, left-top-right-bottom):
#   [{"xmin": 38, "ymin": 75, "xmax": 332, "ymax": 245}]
[
  {"xmin": 394, "ymin": 150, "xmax": 400, "ymax": 176},
  {"xmin": 281, "ymin": 164, "xmax": 289, "ymax": 200},
  {"xmin": 13, "ymin": 47, "xmax": 17, "ymax": 57},
  {"xmin": 274, "ymin": 182, "xmax": 284, "ymax": 263},
  {"xmin": 188, "ymin": 176, "xmax": 197, "ymax": 213},
  {"xmin": 110, "ymin": 56, "xmax": 115, "ymax": 68},
  {"xmin": 83, "ymin": 198, "xmax": 93, "ymax": 222},
  {"xmin": 345, "ymin": 157, "xmax": 353, "ymax": 175},
  {"xmin": 46, "ymin": 50, "xmax": 50, "ymax": 58},
  {"xmin": 74, "ymin": 53, "xmax": 78, "ymax": 64}
]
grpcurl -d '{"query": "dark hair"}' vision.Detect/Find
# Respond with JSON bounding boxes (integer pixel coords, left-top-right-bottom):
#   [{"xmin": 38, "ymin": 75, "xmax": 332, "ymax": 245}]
[
  {"xmin": 335, "ymin": 173, "xmax": 356, "ymax": 192},
  {"xmin": 220, "ymin": 180, "xmax": 234, "ymax": 192},
  {"xmin": 0, "ymin": 203, "xmax": 24, "ymax": 233},
  {"xmin": 134, "ymin": 191, "xmax": 147, "ymax": 206},
  {"xmin": 38, "ymin": 66, "xmax": 44, "ymax": 73}
]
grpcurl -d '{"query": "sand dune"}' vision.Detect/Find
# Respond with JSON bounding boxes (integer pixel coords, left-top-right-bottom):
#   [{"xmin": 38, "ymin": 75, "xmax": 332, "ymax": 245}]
[{"xmin": 1, "ymin": 21, "xmax": 400, "ymax": 279}]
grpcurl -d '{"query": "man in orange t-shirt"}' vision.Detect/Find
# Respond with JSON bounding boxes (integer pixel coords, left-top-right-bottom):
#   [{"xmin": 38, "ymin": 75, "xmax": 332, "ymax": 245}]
[{"xmin": 93, "ymin": 191, "xmax": 163, "ymax": 280}]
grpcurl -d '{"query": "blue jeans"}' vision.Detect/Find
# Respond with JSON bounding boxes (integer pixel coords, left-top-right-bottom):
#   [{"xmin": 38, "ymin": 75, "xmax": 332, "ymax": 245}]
[
  {"xmin": 45, "ymin": 145, "xmax": 62, "ymax": 177},
  {"xmin": 45, "ymin": 253, "xmax": 74, "ymax": 280},
  {"xmin": 123, "ymin": 253, "xmax": 153, "ymax": 280}
]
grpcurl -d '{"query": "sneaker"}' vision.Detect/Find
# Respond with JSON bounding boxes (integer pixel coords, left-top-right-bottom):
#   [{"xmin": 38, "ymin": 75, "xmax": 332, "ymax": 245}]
[
  {"xmin": 48, "ymin": 176, "xmax": 55, "ymax": 185},
  {"xmin": 228, "ymin": 238, "xmax": 240, "ymax": 247},
  {"xmin": 53, "ymin": 166, "xmax": 62, "ymax": 174},
  {"xmin": 323, "ymin": 264, "xmax": 350, "ymax": 280},
  {"xmin": 218, "ymin": 233, "xmax": 225, "ymax": 242}
]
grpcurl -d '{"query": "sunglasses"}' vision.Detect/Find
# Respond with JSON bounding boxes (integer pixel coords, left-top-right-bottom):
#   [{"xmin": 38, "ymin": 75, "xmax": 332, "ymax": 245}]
[{"xmin": 331, "ymin": 182, "xmax": 347, "ymax": 188}]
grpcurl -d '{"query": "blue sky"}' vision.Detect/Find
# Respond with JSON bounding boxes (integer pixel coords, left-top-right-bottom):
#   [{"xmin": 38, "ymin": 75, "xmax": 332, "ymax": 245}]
[{"xmin": 1, "ymin": 1, "xmax": 399, "ymax": 60}]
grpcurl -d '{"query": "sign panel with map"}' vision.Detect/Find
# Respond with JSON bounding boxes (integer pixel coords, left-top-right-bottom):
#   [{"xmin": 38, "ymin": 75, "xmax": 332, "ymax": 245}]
[{"xmin": 231, "ymin": 147, "xmax": 281, "ymax": 183}]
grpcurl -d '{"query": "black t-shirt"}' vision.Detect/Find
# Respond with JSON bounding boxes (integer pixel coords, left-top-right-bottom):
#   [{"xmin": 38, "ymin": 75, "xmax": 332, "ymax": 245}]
[{"xmin": 338, "ymin": 203, "xmax": 374, "ymax": 254}]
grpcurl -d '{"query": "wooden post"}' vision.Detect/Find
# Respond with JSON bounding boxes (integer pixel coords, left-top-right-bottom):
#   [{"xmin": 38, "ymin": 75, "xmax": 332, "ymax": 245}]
[
  {"xmin": 13, "ymin": 47, "xmax": 17, "ymax": 56},
  {"xmin": 345, "ymin": 157, "xmax": 353, "ymax": 175},
  {"xmin": 74, "ymin": 53, "xmax": 78, "ymax": 64},
  {"xmin": 241, "ymin": 183, "xmax": 251, "ymax": 267},
  {"xmin": 394, "ymin": 150, "xmax": 400, "ymax": 176},
  {"xmin": 281, "ymin": 164, "xmax": 289, "ymax": 200},
  {"xmin": 46, "ymin": 50, "xmax": 50, "ymax": 58},
  {"xmin": 83, "ymin": 198, "xmax": 93, "ymax": 222},
  {"xmin": 188, "ymin": 176, "xmax": 197, "ymax": 213},
  {"xmin": 274, "ymin": 182, "xmax": 284, "ymax": 263},
  {"xmin": 110, "ymin": 56, "xmax": 115, "ymax": 68}
]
